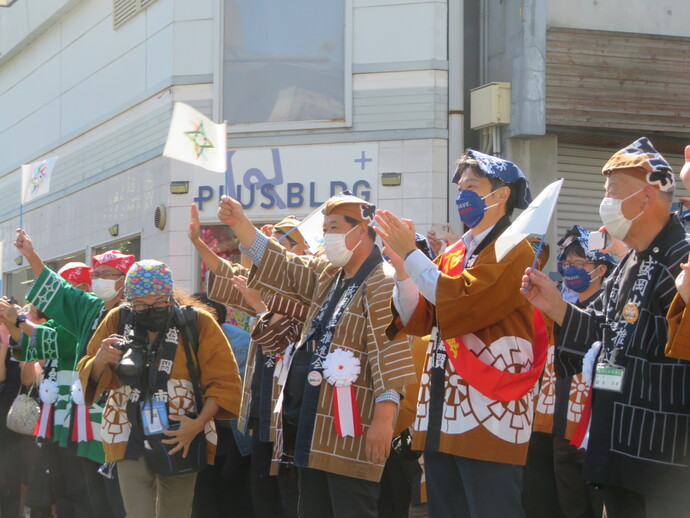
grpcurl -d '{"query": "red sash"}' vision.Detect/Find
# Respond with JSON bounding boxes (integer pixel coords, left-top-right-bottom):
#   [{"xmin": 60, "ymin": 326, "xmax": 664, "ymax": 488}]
[{"xmin": 437, "ymin": 240, "xmax": 549, "ymax": 402}]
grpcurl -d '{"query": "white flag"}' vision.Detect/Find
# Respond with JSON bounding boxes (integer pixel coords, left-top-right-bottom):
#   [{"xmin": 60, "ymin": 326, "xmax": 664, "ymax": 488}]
[
  {"xmin": 163, "ymin": 102, "xmax": 227, "ymax": 173},
  {"xmin": 21, "ymin": 156, "xmax": 58, "ymax": 204},
  {"xmin": 494, "ymin": 179, "xmax": 564, "ymax": 262},
  {"xmin": 284, "ymin": 192, "xmax": 354, "ymax": 253}
]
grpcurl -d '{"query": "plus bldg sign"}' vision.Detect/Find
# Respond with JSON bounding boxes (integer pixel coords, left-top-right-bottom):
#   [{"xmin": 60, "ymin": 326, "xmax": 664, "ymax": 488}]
[{"xmin": 354, "ymin": 151, "xmax": 372, "ymax": 170}]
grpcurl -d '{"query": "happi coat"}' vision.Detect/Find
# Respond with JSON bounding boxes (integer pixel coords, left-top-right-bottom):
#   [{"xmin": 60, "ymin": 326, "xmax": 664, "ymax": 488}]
[
  {"xmin": 533, "ymin": 294, "xmax": 598, "ymax": 440},
  {"xmin": 26, "ymin": 267, "xmax": 110, "ymax": 463},
  {"xmin": 77, "ymin": 307, "xmax": 242, "ymax": 464},
  {"xmin": 388, "ymin": 217, "xmax": 540, "ymax": 466},
  {"xmin": 248, "ymin": 239, "xmax": 417, "ymax": 482},
  {"xmin": 21, "ymin": 321, "xmax": 105, "ymax": 463},
  {"xmin": 557, "ymin": 215, "xmax": 690, "ymax": 500},
  {"xmin": 209, "ymin": 260, "xmax": 308, "ymax": 443}
]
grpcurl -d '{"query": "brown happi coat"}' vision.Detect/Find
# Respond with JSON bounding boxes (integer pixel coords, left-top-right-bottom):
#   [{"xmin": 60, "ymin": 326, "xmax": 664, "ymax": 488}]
[
  {"xmin": 209, "ymin": 260, "xmax": 307, "ymax": 441},
  {"xmin": 389, "ymin": 237, "xmax": 537, "ymax": 466},
  {"xmin": 248, "ymin": 239, "xmax": 417, "ymax": 482}
]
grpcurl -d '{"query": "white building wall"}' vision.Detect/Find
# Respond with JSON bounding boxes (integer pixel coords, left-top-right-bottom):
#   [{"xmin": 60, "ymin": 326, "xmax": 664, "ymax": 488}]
[{"xmin": 0, "ymin": 0, "xmax": 452, "ymax": 297}]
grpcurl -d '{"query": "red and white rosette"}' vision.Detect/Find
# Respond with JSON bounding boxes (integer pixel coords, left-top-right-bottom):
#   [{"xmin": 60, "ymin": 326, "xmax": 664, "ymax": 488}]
[
  {"xmin": 323, "ymin": 348, "xmax": 362, "ymax": 438},
  {"xmin": 70, "ymin": 379, "xmax": 94, "ymax": 443},
  {"xmin": 35, "ymin": 378, "xmax": 59, "ymax": 439}
]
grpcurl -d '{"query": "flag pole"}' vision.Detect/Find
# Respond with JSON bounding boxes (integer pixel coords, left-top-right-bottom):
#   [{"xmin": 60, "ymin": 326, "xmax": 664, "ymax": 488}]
[{"xmin": 19, "ymin": 203, "xmax": 23, "ymax": 230}]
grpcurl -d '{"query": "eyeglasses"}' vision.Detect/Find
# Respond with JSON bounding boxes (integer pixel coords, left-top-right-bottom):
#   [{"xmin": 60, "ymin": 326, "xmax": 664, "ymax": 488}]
[
  {"xmin": 131, "ymin": 299, "xmax": 170, "ymax": 313},
  {"xmin": 561, "ymin": 260, "xmax": 594, "ymax": 270},
  {"xmin": 90, "ymin": 272, "xmax": 124, "ymax": 280}
]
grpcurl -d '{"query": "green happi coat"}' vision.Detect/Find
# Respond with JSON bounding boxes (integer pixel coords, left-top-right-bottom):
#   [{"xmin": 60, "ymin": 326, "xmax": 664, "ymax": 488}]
[
  {"xmin": 26, "ymin": 266, "xmax": 108, "ymax": 463},
  {"xmin": 22, "ymin": 321, "xmax": 104, "ymax": 463}
]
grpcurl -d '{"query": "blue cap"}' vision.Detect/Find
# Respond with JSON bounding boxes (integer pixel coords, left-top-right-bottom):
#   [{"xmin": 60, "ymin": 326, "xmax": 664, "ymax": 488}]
[
  {"xmin": 452, "ymin": 150, "xmax": 532, "ymax": 209},
  {"xmin": 556, "ymin": 225, "xmax": 616, "ymax": 266}
]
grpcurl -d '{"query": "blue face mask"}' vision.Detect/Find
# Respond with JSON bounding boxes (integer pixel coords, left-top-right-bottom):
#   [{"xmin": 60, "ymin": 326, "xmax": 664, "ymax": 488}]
[
  {"xmin": 455, "ymin": 189, "xmax": 500, "ymax": 228},
  {"xmin": 562, "ymin": 265, "xmax": 601, "ymax": 293}
]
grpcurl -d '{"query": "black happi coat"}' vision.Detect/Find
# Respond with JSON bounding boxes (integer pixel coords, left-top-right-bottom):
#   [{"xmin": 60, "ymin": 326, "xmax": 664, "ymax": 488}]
[{"xmin": 556, "ymin": 215, "xmax": 690, "ymax": 500}]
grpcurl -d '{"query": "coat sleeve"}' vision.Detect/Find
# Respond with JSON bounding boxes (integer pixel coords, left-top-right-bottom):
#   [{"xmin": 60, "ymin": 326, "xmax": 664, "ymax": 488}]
[
  {"xmin": 434, "ymin": 240, "xmax": 535, "ymax": 338},
  {"xmin": 666, "ymin": 294, "xmax": 690, "ymax": 360},
  {"xmin": 77, "ymin": 307, "xmax": 122, "ymax": 406},
  {"xmin": 27, "ymin": 267, "xmax": 102, "ymax": 339},
  {"xmin": 247, "ymin": 239, "xmax": 334, "ymax": 306},
  {"xmin": 208, "ymin": 260, "xmax": 258, "ymax": 315},
  {"xmin": 364, "ymin": 269, "xmax": 417, "ymax": 397}
]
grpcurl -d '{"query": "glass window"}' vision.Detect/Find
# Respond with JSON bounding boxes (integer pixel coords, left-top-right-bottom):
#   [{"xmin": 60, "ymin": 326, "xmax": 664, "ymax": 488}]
[
  {"xmin": 92, "ymin": 236, "xmax": 141, "ymax": 260},
  {"xmin": 4, "ymin": 250, "xmax": 87, "ymax": 303},
  {"xmin": 223, "ymin": 0, "xmax": 347, "ymax": 127}
]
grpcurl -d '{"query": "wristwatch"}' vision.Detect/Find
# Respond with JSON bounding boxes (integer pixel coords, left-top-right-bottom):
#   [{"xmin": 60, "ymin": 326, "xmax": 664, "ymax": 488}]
[{"xmin": 15, "ymin": 314, "xmax": 28, "ymax": 328}]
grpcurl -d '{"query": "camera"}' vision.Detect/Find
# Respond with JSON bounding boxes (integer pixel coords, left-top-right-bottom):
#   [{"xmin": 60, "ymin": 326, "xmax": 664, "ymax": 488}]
[{"xmin": 113, "ymin": 327, "xmax": 152, "ymax": 386}]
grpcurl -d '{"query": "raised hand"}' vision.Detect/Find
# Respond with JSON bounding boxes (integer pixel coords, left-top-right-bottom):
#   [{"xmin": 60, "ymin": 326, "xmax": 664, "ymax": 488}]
[
  {"xmin": 218, "ymin": 196, "xmax": 247, "ymax": 228},
  {"xmin": 521, "ymin": 267, "xmax": 568, "ymax": 326},
  {"xmin": 14, "ymin": 229, "xmax": 35, "ymax": 257},
  {"xmin": 188, "ymin": 204, "xmax": 201, "ymax": 243},
  {"xmin": 374, "ymin": 210, "xmax": 417, "ymax": 259}
]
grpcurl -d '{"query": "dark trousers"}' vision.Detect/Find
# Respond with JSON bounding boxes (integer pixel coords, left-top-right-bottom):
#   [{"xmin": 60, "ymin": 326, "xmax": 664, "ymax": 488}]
[
  {"xmin": 0, "ymin": 434, "xmax": 30, "ymax": 518},
  {"xmin": 192, "ymin": 428, "xmax": 252, "ymax": 518},
  {"xmin": 298, "ymin": 467, "xmax": 379, "ymax": 518},
  {"xmin": 603, "ymin": 485, "xmax": 690, "ymax": 518},
  {"xmin": 250, "ymin": 433, "xmax": 298, "ymax": 518},
  {"xmin": 552, "ymin": 435, "xmax": 603, "ymax": 518},
  {"xmin": 27, "ymin": 443, "xmax": 92, "ymax": 518},
  {"xmin": 523, "ymin": 431, "xmax": 564, "ymax": 518},
  {"xmin": 425, "ymin": 450, "xmax": 524, "ymax": 518},
  {"xmin": 378, "ymin": 452, "xmax": 415, "ymax": 518},
  {"xmin": 81, "ymin": 456, "xmax": 126, "ymax": 518}
]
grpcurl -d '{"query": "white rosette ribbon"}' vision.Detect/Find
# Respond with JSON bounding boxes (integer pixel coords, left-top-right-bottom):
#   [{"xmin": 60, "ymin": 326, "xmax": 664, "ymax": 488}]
[
  {"xmin": 70, "ymin": 379, "xmax": 94, "ymax": 443},
  {"xmin": 322, "ymin": 348, "xmax": 363, "ymax": 437},
  {"xmin": 36, "ymin": 378, "xmax": 59, "ymax": 439}
]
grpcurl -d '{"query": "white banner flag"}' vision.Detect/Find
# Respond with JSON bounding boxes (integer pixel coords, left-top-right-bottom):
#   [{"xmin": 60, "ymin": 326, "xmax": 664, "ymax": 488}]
[
  {"xmin": 495, "ymin": 179, "xmax": 564, "ymax": 262},
  {"xmin": 163, "ymin": 102, "xmax": 227, "ymax": 173},
  {"xmin": 21, "ymin": 156, "xmax": 59, "ymax": 204}
]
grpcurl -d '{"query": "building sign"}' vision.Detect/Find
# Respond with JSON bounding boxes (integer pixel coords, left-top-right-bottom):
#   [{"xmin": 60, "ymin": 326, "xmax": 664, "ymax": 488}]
[{"xmin": 193, "ymin": 143, "xmax": 377, "ymax": 215}]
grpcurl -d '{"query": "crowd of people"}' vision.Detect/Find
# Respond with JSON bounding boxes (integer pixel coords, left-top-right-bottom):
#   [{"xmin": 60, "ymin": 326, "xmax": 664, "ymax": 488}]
[{"xmin": 1, "ymin": 136, "xmax": 690, "ymax": 518}]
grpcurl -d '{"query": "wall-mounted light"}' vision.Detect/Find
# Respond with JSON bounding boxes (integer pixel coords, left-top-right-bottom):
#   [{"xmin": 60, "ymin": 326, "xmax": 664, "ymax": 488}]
[
  {"xmin": 0, "ymin": 1, "xmax": 19, "ymax": 7},
  {"xmin": 14, "ymin": 256, "xmax": 23, "ymax": 266},
  {"xmin": 108, "ymin": 224, "xmax": 119, "ymax": 237},
  {"xmin": 381, "ymin": 172, "xmax": 402, "ymax": 187},
  {"xmin": 170, "ymin": 181, "xmax": 190, "ymax": 195}
]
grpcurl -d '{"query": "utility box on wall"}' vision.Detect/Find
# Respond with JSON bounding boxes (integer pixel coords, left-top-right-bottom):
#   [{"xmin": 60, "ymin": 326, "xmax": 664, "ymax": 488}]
[{"xmin": 470, "ymin": 82, "xmax": 511, "ymax": 129}]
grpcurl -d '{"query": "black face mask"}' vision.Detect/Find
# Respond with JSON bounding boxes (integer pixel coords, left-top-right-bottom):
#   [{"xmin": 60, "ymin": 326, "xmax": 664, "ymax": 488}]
[{"xmin": 136, "ymin": 308, "xmax": 170, "ymax": 332}]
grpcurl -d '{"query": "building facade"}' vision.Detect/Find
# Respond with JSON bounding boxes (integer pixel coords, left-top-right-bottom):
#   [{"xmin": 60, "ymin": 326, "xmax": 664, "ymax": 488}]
[{"xmin": 1, "ymin": 0, "xmax": 688, "ymax": 299}]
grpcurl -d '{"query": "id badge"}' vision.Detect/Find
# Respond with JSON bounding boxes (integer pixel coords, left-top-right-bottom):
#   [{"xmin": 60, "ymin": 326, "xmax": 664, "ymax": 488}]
[
  {"xmin": 593, "ymin": 364, "xmax": 625, "ymax": 393},
  {"xmin": 140, "ymin": 400, "xmax": 169, "ymax": 435}
]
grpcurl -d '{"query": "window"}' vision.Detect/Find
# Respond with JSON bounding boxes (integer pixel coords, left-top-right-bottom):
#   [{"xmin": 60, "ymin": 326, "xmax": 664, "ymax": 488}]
[
  {"xmin": 4, "ymin": 250, "xmax": 87, "ymax": 303},
  {"xmin": 112, "ymin": 0, "xmax": 158, "ymax": 30},
  {"xmin": 223, "ymin": 0, "xmax": 349, "ymax": 129},
  {"xmin": 92, "ymin": 236, "xmax": 141, "ymax": 260}
]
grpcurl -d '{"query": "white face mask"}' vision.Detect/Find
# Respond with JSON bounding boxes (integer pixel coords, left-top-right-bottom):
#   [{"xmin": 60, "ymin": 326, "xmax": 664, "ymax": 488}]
[
  {"xmin": 91, "ymin": 278, "xmax": 120, "ymax": 301},
  {"xmin": 599, "ymin": 188, "xmax": 644, "ymax": 241},
  {"xmin": 323, "ymin": 225, "xmax": 361, "ymax": 267}
]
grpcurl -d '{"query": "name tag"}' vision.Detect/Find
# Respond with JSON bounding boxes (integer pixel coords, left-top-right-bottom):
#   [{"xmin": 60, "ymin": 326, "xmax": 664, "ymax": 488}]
[
  {"xmin": 593, "ymin": 365, "xmax": 625, "ymax": 393},
  {"xmin": 140, "ymin": 400, "xmax": 168, "ymax": 435}
]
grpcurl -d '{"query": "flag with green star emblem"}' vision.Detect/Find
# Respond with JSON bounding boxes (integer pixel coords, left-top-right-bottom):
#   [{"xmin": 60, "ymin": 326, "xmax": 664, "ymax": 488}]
[{"xmin": 163, "ymin": 102, "xmax": 227, "ymax": 173}]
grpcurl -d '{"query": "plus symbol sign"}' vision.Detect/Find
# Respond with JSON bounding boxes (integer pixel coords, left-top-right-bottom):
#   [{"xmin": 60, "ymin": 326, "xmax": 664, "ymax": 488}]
[{"xmin": 354, "ymin": 151, "xmax": 372, "ymax": 170}]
